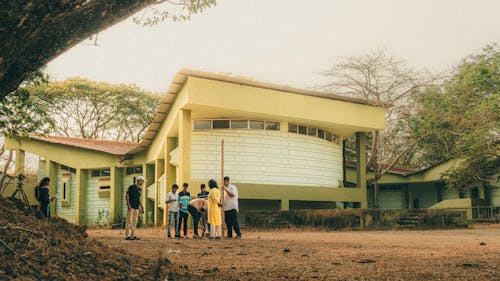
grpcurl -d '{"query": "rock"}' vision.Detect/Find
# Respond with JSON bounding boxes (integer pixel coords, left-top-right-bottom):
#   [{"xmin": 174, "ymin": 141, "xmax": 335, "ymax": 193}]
[
  {"xmin": 202, "ymin": 267, "xmax": 220, "ymax": 273},
  {"xmin": 356, "ymin": 259, "xmax": 376, "ymax": 264},
  {"xmin": 480, "ymin": 242, "xmax": 487, "ymax": 246},
  {"xmin": 283, "ymin": 248, "xmax": 291, "ymax": 253},
  {"xmin": 82, "ymin": 252, "xmax": 93, "ymax": 256}
]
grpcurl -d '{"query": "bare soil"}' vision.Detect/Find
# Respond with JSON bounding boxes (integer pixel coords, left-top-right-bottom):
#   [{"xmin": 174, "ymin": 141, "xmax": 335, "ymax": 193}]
[{"xmin": 88, "ymin": 225, "xmax": 500, "ymax": 281}]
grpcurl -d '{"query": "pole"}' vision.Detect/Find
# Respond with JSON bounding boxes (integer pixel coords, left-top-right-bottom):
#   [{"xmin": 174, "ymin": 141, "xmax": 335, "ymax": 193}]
[{"xmin": 220, "ymin": 139, "xmax": 225, "ymax": 237}]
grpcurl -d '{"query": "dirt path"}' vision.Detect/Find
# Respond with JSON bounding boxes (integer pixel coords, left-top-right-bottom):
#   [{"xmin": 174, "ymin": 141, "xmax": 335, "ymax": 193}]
[{"xmin": 88, "ymin": 225, "xmax": 500, "ymax": 280}]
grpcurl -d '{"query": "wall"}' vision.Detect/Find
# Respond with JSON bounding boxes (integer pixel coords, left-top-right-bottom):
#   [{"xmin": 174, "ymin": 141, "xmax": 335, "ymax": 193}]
[
  {"xmin": 490, "ymin": 186, "xmax": 500, "ymax": 207},
  {"xmin": 85, "ymin": 175, "xmax": 110, "ymax": 226},
  {"xmin": 378, "ymin": 187, "xmax": 404, "ymax": 209},
  {"xmin": 408, "ymin": 183, "xmax": 439, "ymax": 209},
  {"xmin": 191, "ymin": 130, "xmax": 342, "ymax": 187},
  {"xmin": 55, "ymin": 166, "xmax": 76, "ymax": 223}
]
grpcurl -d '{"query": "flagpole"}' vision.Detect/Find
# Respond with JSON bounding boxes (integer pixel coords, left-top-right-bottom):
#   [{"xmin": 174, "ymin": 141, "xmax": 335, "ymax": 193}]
[{"xmin": 220, "ymin": 139, "xmax": 225, "ymax": 238}]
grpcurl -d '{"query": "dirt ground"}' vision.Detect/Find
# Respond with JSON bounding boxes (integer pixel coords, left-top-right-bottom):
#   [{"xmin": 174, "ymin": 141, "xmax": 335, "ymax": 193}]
[{"xmin": 88, "ymin": 225, "xmax": 500, "ymax": 281}]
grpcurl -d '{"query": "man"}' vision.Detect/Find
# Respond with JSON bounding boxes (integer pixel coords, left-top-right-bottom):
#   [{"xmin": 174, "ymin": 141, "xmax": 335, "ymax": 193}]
[
  {"xmin": 197, "ymin": 183, "xmax": 209, "ymax": 199},
  {"xmin": 125, "ymin": 176, "xmax": 145, "ymax": 240},
  {"xmin": 165, "ymin": 184, "xmax": 180, "ymax": 238},
  {"xmin": 223, "ymin": 176, "xmax": 241, "ymax": 238},
  {"xmin": 187, "ymin": 197, "xmax": 208, "ymax": 238},
  {"xmin": 178, "ymin": 182, "xmax": 191, "ymax": 238}
]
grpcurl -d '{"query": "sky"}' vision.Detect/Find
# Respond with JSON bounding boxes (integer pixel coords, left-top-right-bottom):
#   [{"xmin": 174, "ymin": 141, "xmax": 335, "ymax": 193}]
[{"xmin": 46, "ymin": 0, "xmax": 500, "ymax": 93}]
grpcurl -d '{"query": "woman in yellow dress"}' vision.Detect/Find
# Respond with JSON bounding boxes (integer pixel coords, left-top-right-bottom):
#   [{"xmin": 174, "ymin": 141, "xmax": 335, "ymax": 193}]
[{"xmin": 207, "ymin": 179, "xmax": 222, "ymax": 239}]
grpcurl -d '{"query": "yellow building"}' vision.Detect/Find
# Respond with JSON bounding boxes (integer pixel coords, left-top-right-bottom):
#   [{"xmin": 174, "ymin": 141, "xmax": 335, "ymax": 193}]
[{"xmin": 4, "ymin": 70, "xmax": 386, "ymax": 226}]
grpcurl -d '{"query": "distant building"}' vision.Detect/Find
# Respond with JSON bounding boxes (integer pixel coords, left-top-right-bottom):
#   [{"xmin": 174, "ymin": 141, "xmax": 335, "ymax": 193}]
[{"xmin": 5, "ymin": 70, "xmax": 386, "ymax": 226}]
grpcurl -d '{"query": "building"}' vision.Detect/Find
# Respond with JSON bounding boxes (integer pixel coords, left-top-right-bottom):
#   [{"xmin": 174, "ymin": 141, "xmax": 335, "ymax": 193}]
[{"xmin": 4, "ymin": 70, "xmax": 386, "ymax": 226}]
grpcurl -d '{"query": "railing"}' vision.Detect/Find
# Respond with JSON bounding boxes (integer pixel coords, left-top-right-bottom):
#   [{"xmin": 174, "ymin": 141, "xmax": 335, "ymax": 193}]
[{"xmin": 471, "ymin": 206, "xmax": 498, "ymax": 220}]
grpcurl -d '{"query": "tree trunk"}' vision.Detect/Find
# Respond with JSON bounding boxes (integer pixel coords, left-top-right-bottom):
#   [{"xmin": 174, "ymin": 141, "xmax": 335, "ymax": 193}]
[
  {"xmin": 0, "ymin": 0, "xmax": 157, "ymax": 100},
  {"xmin": 0, "ymin": 150, "xmax": 14, "ymax": 194}
]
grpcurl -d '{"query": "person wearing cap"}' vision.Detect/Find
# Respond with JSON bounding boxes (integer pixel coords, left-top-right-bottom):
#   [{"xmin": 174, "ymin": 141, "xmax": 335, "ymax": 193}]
[
  {"xmin": 187, "ymin": 197, "xmax": 208, "ymax": 238},
  {"xmin": 207, "ymin": 179, "xmax": 222, "ymax": 239},
  {"xmin": 125, "ymin": 176, "xmax": 145, "ymax": 240},
  {"xmin": 222, "ymin": 176, "xmax": 241, "ymax": 238},
  {"xmin": 165, "ymin": 184, "xmax": 180, "ymax": 238},
  {"xmin": 177, "ymin": 182, "xmax": 191, "ymax": 238}
]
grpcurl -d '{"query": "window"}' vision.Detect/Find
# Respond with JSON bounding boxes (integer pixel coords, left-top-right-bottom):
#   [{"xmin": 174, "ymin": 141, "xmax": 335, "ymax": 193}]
[
  {"xmin": 91, "ymin": 169, "xmax": 111, "ymax": 177},
  {"xmin": 99, "ymin": 186, "xmax": 111, "ymax": 190},
  {"xmin": 249, "ymin": 120, "xmax": 265, "ymax": 129},
  {"xmin": 288, "ymin": 123, "xmax": 298, "ymax": 133},
  {"xmin": 318, "ymin": 129, "xmax": 325, "ymax": 139},
  {"xmin": 61, "ymin": 165, "xmax": 76, "ymax": 173},
  {"xmin": 63, "ymin": 183, "xmax": 67, "ymax": 200},
  {"xmin": 298, "ymin": 125, "xmax": 307, "ymax": 135},
  {"xmin": 325, "ymin": 131, "xmax": 333, "ymax": 142},
  {"xmin": 308, "ymin": 127, "xmax": 317, "ymax": 136},
  {"xmin": 212, "ymin": 120, "xmax": 230, "ymax": 129},
  {"xmin": 231, "ymin": 120, "xmax": 248, "ymax": 129},
  {"xmin": 126, "ymin": 166, "xmax": 143, "ymax": 175},
  {"xmin": 265, "ymin": 121, "xmax": 280, "ymax": 131},
  {"xmin": 193, "ymin": 120, "xmax": 212, "ymax": 130}
]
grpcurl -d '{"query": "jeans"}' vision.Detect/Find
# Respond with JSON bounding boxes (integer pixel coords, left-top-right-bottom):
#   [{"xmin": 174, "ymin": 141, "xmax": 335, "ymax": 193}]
[
  {"xmin": 224, "ymin": 209, "xmax": 241, "ymax": 238},
  {"xmin": 167, "ymin": 211, "xmax": 179, "ymax": 237},
  {"xmin": 188, "ymin": 205, "xmax": 200, "ymax": 236},
  {"xmin": 178, "ymin": 211, "xmax": 189, "ymax": 236}
]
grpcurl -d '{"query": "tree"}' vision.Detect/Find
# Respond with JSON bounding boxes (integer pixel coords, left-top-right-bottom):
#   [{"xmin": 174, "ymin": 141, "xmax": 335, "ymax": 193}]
[
  {"xmin": 409, "ymin": 44, "xmax": 500, "ymax": 192},
  {"xmin": 320, "ymin": 50, "xmax": 439, "ymax": 207},
  {"xmin": 0, "ymin": 70, "xmax": 54, "ymax": 193},
  {"xmin": 29, "ymin": 78, "xmax": 161, "ymax": 142},
  {"xmin": 0, "ymin": 0, "xmax": 216, "ymax": 100}
]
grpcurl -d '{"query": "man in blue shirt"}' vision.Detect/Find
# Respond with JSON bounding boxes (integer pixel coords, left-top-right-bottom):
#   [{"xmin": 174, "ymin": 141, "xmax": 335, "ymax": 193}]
[{"xmin": 178, "ymin": 182, "xmax": 191, "ymax": 238}]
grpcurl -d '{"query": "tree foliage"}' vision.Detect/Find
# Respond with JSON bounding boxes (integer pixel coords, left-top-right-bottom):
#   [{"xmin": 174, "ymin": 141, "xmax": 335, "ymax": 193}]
[
  {"xmin": 29, "ymin": 79, "xmax": 161, "ymax": 142},
  {"xmin": 409, "ymin": 44, "xmax": 500, "ymax": 191},
  {"xmin": 0, "ymin": 0, "xmax": 216, "ymax": 100}
]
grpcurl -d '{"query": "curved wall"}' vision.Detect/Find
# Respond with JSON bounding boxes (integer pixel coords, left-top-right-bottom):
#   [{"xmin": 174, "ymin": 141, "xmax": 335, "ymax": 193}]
[{"xmin": 191, "ymin": 130, "xmax": 342, "ymax": 187}]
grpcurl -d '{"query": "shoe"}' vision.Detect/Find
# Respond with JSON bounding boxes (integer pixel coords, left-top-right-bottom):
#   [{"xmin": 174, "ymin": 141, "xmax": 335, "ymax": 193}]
[
  {"xmin": 167, "ymin": 234, "xmax": 171, "ymax": 239},
  {"xmin": 214, "ymin": 236, "xmax": 221, "ymax": 240},
  {"xmin": 209, "ymin": 237, "xmax": 214, "ymax": 240},
  {"xmin": 125, "ymin": 236, "xmax": 132, "ymax": 240},
  {"xmin": 132, "ymin": 236, "xmax": 141, "ymax": 240},
  {"xmin": 193, "ymin": 234, "xmax": 199, "ymax": 238},
  {"xmin": 235, "ymin": 234, "xmax": 242, "ymax": 239},
  {"xmin": 175, "ymin": 235, "xmax": 181, "ymax": 239}
]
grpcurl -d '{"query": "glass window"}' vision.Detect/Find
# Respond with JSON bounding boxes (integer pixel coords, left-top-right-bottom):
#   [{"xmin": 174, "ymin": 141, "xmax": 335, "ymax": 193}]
[
  {"xmin": 63, "ymin": 183, "xmax": 67, "ymax": 200},
  {"xmin": 249, "ymin": 120, "xmax": 265, "ymax": 129},
  {"xmin": 265, "ymin": 122, "xmax": 280, "ymax": 130},
  {"xmin": 332, "ymin": 134, "xmax": 339, "ymax": 144},
  {"xmin": 288, "ymin": 123, "xmax": 298, "ymax": 133},
  {"xmin": 101, "ymin": 169, "xmax": 111, "ymax": 177},
  {"xmin": 91, "ymin": 170, "xmax": 101, "ymax": 177},
  {"xmin": 298, "ymin": 125, "xmax": 307, "ymax": 135},
  {"xmin": 231, "ymin": 120, "xmax": 248, "ymax": 129},
  {"xmin": 308, "ymin": 127, "xmax": 317, "ymax": 136},
  {"xmin": 126, "ymin": 166, "xmax": 143, "ymax": 175},
  {"xmin": 212, "ymin": 120, "xmax": 230, "ymax": 129},
  {"xmin": 193, "ymin": 120, "xmax": 212, "ymax": 130},
  {"xmin": 325, "ymin": 131, "xmax": 333, "ymax": 141},
  {"xmin": 318, "ymin": 129, "xmax": 325, "ymax": 139}
]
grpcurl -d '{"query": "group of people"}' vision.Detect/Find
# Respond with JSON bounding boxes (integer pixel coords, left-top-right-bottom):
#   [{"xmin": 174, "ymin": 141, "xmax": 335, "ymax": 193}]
[
  {"xmin": 165, "ymin": 176, "xmax": 241, "ymax": 239},
  {"xmin": 125, "ymin": 176, "xmax": 241, "ymax": 240}
]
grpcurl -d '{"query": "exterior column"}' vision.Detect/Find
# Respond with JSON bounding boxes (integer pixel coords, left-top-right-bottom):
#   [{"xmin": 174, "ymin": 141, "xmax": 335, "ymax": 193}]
[
  {"xmin": 142, "ymin": 163, "xmax": 155, "ymax": 225},
  {"xmin": 15, "ymin": 149, "xmax": 25, "ymax": 175},
  {"xmin": 164, "ymin": 137, "xmax": 177, "ymax": 227},
  {"xmin": 154, "ymin": 159, "xmax": 165, "ymax": 226},
  {"xmin": 109, "ymin": 167, "xmax": 123, "ymax": 224},
  {"xmin": 75, "ymin": 169, "xmax": 87, "ymax": 225},
  {"xmin": 281, "ymin": 199, "xmax": 290, "ymax": 211},
  {"xmin": 45, "ymin": 160, "xmax": 57, "ymax": 217},
  {"xmin": 356, "ymin": 132, "xmax": 368, "ymax": 208},
  {"xmin": 178, "ymin": 109, "xmax": 192, "ymax": 187}
]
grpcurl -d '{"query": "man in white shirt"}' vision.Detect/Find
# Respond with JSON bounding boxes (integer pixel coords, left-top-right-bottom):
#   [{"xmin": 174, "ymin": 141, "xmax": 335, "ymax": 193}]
[
  {"xmin": 222, "ymin": 176, "xmax": 241, "ymax": 238},
  {"xmin": 165, "ymin": 184, "xmax": 180, "ymax": 238}
]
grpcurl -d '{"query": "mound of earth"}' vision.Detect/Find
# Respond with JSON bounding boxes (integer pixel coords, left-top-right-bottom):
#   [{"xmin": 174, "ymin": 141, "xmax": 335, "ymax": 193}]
[{"xmin": 0, "ymin": 196, "xmax": 195, "ymax": 281}]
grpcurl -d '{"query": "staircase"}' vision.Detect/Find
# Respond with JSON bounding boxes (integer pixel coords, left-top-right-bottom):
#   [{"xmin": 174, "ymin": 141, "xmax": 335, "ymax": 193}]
[{"xmin": 398, "ymin": 209, "xmax": 427, "ymax": 229}]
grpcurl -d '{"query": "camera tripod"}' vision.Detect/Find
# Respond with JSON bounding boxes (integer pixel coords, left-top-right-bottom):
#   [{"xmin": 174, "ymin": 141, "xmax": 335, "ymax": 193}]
[{"xmin": 11, "ymin": 173, "xmax": 32, "ymax": 214}]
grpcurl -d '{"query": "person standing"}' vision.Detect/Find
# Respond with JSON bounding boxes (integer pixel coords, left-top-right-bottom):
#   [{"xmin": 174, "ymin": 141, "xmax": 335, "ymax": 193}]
[
  {"xmin": 35, "ymin": 177, "xmax": 55, "ymax": 219},
  {"xmin": 187, "ymin": 197, "xmax": 208, "ymax": 238},
  {"xmin": 222, "ymin": 176, "xmax": 241, "ymax": 238},
  {"xmin": 207, "ymin": 179, "xmax": 222, "ymax": 239},
  {"xmin": 165, "ymin": 184, "xmax": 180, "ymax": 238},
  {"xmin": 197, "ymin": 183, "xmax": 209, "ymax": 199},
  {"xmin": 125, "ymin": 176, "xmax": 145, "ymax": 240},
  {"xmin": 178, "ymin": 183, "xmax": 191, "ymax": 238}
]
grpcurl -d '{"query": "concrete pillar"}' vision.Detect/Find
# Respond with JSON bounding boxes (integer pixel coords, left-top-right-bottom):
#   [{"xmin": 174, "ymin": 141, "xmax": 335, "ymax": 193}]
[
  {"xmin": 142, "ymin": 163, "xmax": 155, "ymax": 225},
  {"xmin": 281, "ymin": 199, "xmax": 290, "ymax": 211},
  {"xmin": 355, "ymin": 132, "xmax": 368, "ymax": 208},
  {"xmin": 74, "ymin": 169, "xmax": 87, "ymax": 225},
  {"xmin": 109, "ymin": 167, "xmax": 123, "ymax": 224},
  {"xmin": 45, "ymin": 160, "xmax": 57, "ymax": 217},
  {"xmin": 15, "ymin": 149, "xmax": 25, "ymax": 175},
  {"xmin": 154, "ymin": 159, "xmax": 165, "ymax": 226},
  {"xmin": 163, "ymin": 137, "xmax": 177, "ymax": 227},
  {"xmin": 178, "ymin": 109, "xmax": 192, "ymax": 186}
]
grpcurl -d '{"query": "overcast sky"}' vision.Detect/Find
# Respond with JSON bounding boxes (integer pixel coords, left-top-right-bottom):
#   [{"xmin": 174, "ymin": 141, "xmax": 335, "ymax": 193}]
[{"xmin": 46, "ymin": 0, "xmax": 500, "ymax": 93}]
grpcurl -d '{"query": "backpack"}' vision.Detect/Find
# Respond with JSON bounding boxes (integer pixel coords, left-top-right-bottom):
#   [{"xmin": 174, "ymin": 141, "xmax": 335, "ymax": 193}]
[{"xmin": 34, "ymin": 186, "xmax": 41, "ymax": 202}]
